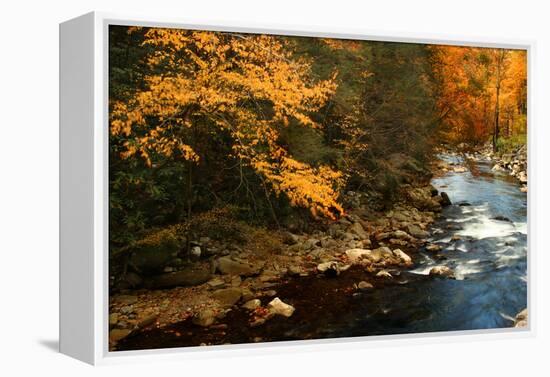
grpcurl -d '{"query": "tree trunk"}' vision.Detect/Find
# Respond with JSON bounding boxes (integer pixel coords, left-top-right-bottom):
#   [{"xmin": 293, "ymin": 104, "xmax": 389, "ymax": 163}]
[
  {"xmin": 185, "ymin": 160, "xmax": 193, "ymax": 261},
  {"xmin": 493, "ymin": 51, "xmax": 506, "ymax": 152}
]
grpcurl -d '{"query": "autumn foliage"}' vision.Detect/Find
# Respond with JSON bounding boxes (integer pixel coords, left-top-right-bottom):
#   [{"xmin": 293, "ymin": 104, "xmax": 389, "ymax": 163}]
[
  {"xmin": 430, "ymin": 46, "xmax": 527, "ymax": 148},
  {"xmin": 108, "ymin": 26, "xmax": 527, "ymax": 251},
  {"xmin": 110, "ymin": 28, "xmax": 342, "ymax": 219}
]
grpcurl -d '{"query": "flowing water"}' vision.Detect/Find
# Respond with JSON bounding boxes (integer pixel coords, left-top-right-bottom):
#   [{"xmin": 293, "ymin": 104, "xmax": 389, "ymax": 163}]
[
  {"xmin": 322, "ymin": 153, "xmax": 528, "ymax": 337},
  {"xmin": 116, "ymin": 153, "xmax": 528, "ymax": 350}
]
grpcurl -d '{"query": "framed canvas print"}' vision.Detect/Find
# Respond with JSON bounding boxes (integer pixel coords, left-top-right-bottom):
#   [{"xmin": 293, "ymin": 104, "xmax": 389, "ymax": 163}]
[{"xmin": 59, "ymin": 12, "xmax": 533, "ymax": 365}]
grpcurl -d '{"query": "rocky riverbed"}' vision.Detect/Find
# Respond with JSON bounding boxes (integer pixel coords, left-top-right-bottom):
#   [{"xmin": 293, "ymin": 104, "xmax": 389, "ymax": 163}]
[
  {"xmin": 110, "ymin": 180, "xmax": 451, "ymax": 349},
  {"xmin": 110, "ymin": 149, "xmax": 528, "ymax": 351}
]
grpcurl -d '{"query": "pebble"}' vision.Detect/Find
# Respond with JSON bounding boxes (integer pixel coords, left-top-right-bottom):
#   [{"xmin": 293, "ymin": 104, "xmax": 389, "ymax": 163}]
[{"xmin": 357, "ymin": 281, "xmax": 374, "ymax": 290}]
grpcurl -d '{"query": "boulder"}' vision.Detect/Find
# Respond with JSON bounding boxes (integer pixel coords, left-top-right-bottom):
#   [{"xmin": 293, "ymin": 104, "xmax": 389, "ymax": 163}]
[
  {"xmin": 349, "ymin": 222, "xmax": 368, "ymax": 239},
  {"xmin": 129, "ymin": 248, "xmax": 175, "ymax": 275},
  {"xmin": 440, "ymin": 192, "xmax": 452, "ymax": 206},
  {"xmin": 369, "ymin": 246, "xmax": 394, "ymax": 263},
  {"xmin": 392, "ymin": 230, "xmax": 409, "ymax": 240},
  {"xmin": 287, "ymin": 265, "xmax": 302, "ymax": 277},
  {"xmin": 216, "ymin": 256, "xmax": 258, "ymax": 276},
  {"xmin": 407, "ymin": 187, "xmax": 438, "ymax": 211},
  {"xmin": 116, "ymin": 295, "xmax": 138, "ymax": 305},
  {"xmin": 109, "ymin": 329, "xmax": 132, "ymax": 343},
  {"xmin": 147, "ymin": 268, "xmax": 211, "ymax": 289},
  {"xmin": 317, "ymin": 261, "xmax": 343, "ymax": 277},
  {"xmin": 392, "ymin": 212, "xmax": 410, "ymax": 222},
  {"xmin": 267, "ymin": 297, "xmax": 295, "ymax": 318},
  {"xmin": 375, "ymin": 232, "xmax": 391, "ymax": 241},
  {"xmin": 302, "ymin": 238, "xmax": 321, "ymax": 251},
  {"xmin": 407, "ymin": 224, "xmax": 429, "ymax": 239},
  {"xmin": 345, "ymin": 248, "xmax": 372, "ymax": 264},
  {"xmin": 429, "ymin": 266, "xmax": 455, "ymax": 279},
  {"xmin": 212, "ymin": 287, "xmax": 242, "ymax": 307},
  {"xmin": 137, "ymin": 314, "xmax": 158, "ymax": 329},
  {"xmin": 193, "ymin": 309, "xmax": 216, "ymax": 327},
  {"xmin": 117, "ymin": 272, "xmax": 143, "ymax": 289},
  {"xmin": 389, "ymin": 238, "xmax": 408, "ymax": 246},
  {"xmin": 109, "ymin": 313, "xmax": 119, "ymax": 327},
  {"xmin": 392, "ymin": 249, "xmax": 412, "ymax": 266},
  {"xmin": 283, "ymin": 232, "xmax": 300, "ymax": 245},
  {"xmin": 241, "ymin": 288, "xmax": 255, "ymax": 302}
]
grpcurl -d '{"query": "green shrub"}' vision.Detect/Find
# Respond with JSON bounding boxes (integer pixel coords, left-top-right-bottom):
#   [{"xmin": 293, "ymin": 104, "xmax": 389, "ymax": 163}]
[{"xmin": 496, "ymin": 134, "xmax": 527, "ymax": 154}]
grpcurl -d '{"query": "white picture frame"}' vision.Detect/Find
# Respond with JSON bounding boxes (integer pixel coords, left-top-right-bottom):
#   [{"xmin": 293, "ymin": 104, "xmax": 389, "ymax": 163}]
[{"xmin": 59, "ymin": 11, "xmax": 535, "ymax": 365}]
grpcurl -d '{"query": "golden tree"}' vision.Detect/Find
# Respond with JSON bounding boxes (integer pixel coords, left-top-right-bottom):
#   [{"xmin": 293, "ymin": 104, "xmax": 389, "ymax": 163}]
[{"xmin": 110, "ymin": 28, "xmax": 343, "ymax": 219}]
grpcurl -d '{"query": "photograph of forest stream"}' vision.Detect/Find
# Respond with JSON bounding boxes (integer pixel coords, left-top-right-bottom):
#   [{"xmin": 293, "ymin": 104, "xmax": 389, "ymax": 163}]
[{"xmin": 107, "ymin": 25, "xmax": 528, "ymax": 351}]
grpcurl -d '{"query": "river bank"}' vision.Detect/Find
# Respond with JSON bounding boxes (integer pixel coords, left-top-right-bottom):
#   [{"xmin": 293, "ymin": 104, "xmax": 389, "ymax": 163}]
[
  {"xmin": 110, "ymin": 149, "xmax": 528, "ymax": 350},
  {"xmin": 110, "ymin": 178, "xmax": 450, "ymax": 349}
]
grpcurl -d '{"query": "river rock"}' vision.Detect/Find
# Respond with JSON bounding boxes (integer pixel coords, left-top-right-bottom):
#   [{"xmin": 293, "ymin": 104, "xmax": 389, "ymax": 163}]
[
  {"xmin": 283, "ymin": 232, "xmax": 300, "ymax": 245},
  {"xmin": 207, "ymin": 277, "xmax": 226, "ymax": 289},
  {"xmin": 407, "ymin": 186, "xmax": 442, "ymax": 212},
  {"xmin": 116, "ymin": 295, "xmax": 138, "ymax": 305},
  {"xmin": 109, "ymin": 313, "xmax": 119, "ymax": 327},
  {"xmin": 120, "ymin": 305, "xmax": 133, "ymax": 315},
  {"xmin": 287, "ymin": 265, "xmax": 302, "ymax": 277},
  {"xmin": 349, "ymin": 222, "xmax": 368, "ymax": 239},
  {"xmin": 357, "ymin": 281, "xmax": 374, "ymax": 290},
  {"xmin": 137, "ymin": 314, "xmax": 158, "ymax": 329},
  {"xmin": 317, "ymin": 261, "xmax": 343, "ymax": 277},
  {"xmin": 117, "ymin": 272, "xmax": 143, "ymax": 289},
  {"xmin": 392, "ymin": 230, "xmax": 409, "ymax": 240},
  {"xmin": 389, "ymin": 238, "xmax": 408, "ymax": 246},
  {"xmin": 301, "ymin": 238, "xmax": 320, "ymax": 251},
  {"xmin": 147, "ymin": 268, "xmax": 211, "ymax": 289},
  {"xmin": 129, "ymin": 246, "xmax": 177, "ymax": 275},
  {"xmin": 375, "ymin": 232, "xmax": 391, "ymax": 241},
  {"xmin": 241, "ymin": 288, "xmax": 255, "ymax": 302},
  {"xmin": 109, "ymin": 329, "xmax": 132, "ymax": 343},
  {"xmin": 392, "ymin": 212, "xmax": 410, "ymax": 222},
  {"xmin": 407, "ymin": 224, "xmax": 428, "ymax": 239},
  {"xmin": 370, "ymin": 246, "xmax": 394, "ymax": 263},
  {"xmin": 242, "ymin": 299, "xmax": 262, "ymax": 310},
  {"xmin": 216, "ymin": 256, "xmax": 258, "ymax": 276},
  {"xmin": 514, "ymin": 308, "xmax": 528, "ymax": 328},
  {"xmin": 345, "ymin": 248, "xmax": 372, "ymax": 264},
  {"xmin": 267, "ymin": 297, "xmax": 295, "ymax": 317},
  {"xmin": 453, "ymin": 166, "xmax": 467, "ymax": 173},
  {"xmin": 392, "ymin": 249, "xmax": 412, "ymax": 266},
  {"xmin": 426, "ymin": 244, "xmax": 442, "ymax": 252},
  {"xmin": 190, "ymin": 246, "xmax": 201, "ymax": 259},
  {"xmin": 440, "ymin": 192, "xmax": 452, "ymax": 207},
  {"xmin": 212, "ymin": 287, "xmax": 242, "ymax": 307},
  {"xmin": 193, "ymin": 309, "xmax": 216, "ymax": 327},
  {"xmin": 376, "ymin": 270, "xmax": 393, "ymax": 278},
  {"xmin": 429, "ymin": 266, "xmax": 455, "ymax": 279}
]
